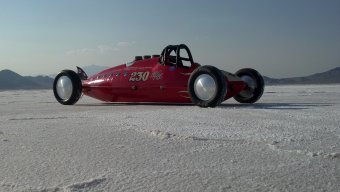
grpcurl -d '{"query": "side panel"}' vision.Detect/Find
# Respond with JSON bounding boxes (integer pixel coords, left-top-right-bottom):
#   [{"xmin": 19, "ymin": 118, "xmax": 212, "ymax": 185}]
[
  {"xmin": 152, "ymin": 64, "xmax": 194, "ymax": 103},
  {"xmin": 82, "ymin": 59, "xmax": 197, "ymax": 103}
]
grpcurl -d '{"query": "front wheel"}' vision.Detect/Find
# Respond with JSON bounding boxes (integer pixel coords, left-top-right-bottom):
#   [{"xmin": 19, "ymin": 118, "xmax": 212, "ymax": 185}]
[
  {"xmin": 233, "ymin": 68, "xmax": 264, "ymax": 103},
  {"xmin": 188, "ymin": 65, "xmax": 227, "ymax": 108},
  {"xmin": 53, "ymin": 70, "xmax": 82, "ymax": 105}
]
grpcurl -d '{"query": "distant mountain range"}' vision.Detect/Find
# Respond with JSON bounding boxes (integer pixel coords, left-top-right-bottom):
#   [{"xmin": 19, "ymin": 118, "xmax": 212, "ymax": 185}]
[
  {"xmin": 0, "ymin": 66, "xmax": 339, "ymax": 90},
  {"xmin": 0, "ymin": 70, "xmax": 53, "ymax": 90},
  {"xmin": 263, "ymin": 67, "xmax": 340, "ymax": 85},
  {"xmin": 0, "ymin": 65, "xmax": 110, "ymax": 90}
]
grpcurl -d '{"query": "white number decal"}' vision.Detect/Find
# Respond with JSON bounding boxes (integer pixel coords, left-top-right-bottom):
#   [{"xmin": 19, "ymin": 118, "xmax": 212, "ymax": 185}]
[
  {"xmin": 142, "ymin": 72, "xmax": 149, "ymax": 81},
  {"xmin": 129, "ymin": 72, "xmax": 150, "ymax": 82}
]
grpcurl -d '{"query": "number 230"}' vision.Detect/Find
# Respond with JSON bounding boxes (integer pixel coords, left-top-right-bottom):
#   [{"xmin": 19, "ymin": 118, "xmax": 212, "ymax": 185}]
[{"xmin": 129, "ymin": 72, "xmax": 149, "ymax": 82}]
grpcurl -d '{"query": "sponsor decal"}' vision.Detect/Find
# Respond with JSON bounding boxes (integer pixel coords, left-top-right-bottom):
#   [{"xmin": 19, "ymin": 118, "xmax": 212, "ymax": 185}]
[{"xmin": 151, "ymin": 71, "xmax": 163, "ymax": 80}]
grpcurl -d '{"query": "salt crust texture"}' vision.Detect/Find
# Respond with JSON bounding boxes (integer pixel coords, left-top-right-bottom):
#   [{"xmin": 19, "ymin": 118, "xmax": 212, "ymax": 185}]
[{"xmin": 0, "ymin": 85, "xmax": 339, "ymax": 191}]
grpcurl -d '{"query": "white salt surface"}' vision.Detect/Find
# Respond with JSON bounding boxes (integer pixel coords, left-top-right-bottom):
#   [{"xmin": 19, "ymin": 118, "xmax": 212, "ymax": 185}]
[{"xmin": 0, "ymin": 85, "xmax": 339, "ymax": 192}]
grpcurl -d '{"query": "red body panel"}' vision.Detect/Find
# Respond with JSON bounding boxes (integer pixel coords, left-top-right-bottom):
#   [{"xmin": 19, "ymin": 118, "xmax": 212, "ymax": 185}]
[{"xmin": 82, "ymin": 58, "xmax": 246, "ymax": 103}]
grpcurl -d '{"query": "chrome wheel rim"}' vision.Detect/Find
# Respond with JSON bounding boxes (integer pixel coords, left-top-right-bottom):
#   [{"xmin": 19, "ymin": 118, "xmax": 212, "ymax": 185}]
[
  {"xmin": 194, "ymin": 74, "xmax": 217, "ymax": 101},
  {"xmin": 239, "ymin": 75, "xmax": 257, "ymax": 98},
  {"xmin": 56, "ymin": 76, "xmax": 73, "ymax": 100}
]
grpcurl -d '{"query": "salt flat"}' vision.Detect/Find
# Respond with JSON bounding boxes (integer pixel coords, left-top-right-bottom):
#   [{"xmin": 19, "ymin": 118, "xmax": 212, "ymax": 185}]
[{"xmin": 0, "ymin": 85, "xmax": 339, "ymax": 192}]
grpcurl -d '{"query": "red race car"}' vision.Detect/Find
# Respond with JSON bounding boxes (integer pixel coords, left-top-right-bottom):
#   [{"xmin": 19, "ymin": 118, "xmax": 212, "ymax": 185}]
[{"xmin": 53, "ymin": 44, "xmax": 264, "ymax": 107}]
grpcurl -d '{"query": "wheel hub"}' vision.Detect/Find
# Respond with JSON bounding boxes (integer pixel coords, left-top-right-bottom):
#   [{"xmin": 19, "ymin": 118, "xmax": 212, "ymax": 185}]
[
  {"xmin": 240, "ymin": 75, "xmax": 257, "ymax": 98},
  {"xmin": 194, "ymin": 74, "xmax": 217, "ymax": 101},
  {"xmin": 56, "ymin": 76, "xmax": 73, "ymax": 100}
]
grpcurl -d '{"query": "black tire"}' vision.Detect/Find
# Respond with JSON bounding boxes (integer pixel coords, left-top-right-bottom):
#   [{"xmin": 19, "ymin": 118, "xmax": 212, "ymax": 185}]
[
  {"xmin": 188, "ymin": 65, "xmax": 227, "ymax": 108},
  {"xmin": 233, "ymin": 68, "xmax": 264, "ymax": 103},
  {"xmin": 53, "ymin": 70, "xmax": 82, "ymax": 105}
]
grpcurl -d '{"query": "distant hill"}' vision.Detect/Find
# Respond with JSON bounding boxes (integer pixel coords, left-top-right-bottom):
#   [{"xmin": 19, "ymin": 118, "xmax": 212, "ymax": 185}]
[
  {"xmin": 264, "ymin": 67, "xmax": 340, "ymax": 85},
  {"xmin": 25, "ymin": 75, "xmax": 54, "ymax": 89},
  {"xmin": 0, "ymin": 64, "xmax": 109, "ymax": 90},
  {"xmin": 0, "ymin": 70, "xmax": 53, "ymax": 90}
]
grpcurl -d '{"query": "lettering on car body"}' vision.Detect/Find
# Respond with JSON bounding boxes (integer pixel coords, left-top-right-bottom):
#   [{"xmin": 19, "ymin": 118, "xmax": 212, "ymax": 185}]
[{"xmin": 129, "ymin": 72, "xmax": 150, "ymax": 82}]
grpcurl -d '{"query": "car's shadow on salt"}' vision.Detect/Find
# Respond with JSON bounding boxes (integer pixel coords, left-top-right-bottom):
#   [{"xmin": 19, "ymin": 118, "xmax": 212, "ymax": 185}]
[
  {"xmin": 75, "ymin": 103, "xmax": 193, "ymax": 107},
  {"xmin": 219, "ymin": 102, "xmax": 333, "ymax": 110},
  {"xmin": 76, "ymin": 102, "xmax": 332, "ymax": 110}
]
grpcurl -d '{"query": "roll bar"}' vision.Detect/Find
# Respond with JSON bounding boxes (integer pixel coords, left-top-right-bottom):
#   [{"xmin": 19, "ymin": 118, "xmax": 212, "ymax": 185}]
[{"xmin": 160, "ymin": 44, "xmax": 194, "ymax": 67}]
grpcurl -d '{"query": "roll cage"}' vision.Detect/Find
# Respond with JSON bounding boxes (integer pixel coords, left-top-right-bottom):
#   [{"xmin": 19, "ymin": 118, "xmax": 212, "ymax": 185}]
[{"xmin": 160, "ymin": 44, "xmax": 194, "ymax": 68}]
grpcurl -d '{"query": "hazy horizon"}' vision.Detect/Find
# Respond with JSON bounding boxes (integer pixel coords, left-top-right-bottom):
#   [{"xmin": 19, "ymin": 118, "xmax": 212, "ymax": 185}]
[{"xmin": 1, "ymin": 0, "xmax": 339, "ymax": 78}]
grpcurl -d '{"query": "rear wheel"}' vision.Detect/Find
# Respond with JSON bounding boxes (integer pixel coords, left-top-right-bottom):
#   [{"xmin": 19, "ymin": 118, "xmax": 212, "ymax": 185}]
[
  {"xmin": 188, "ymin": 66, "xmax": 227, "ymax": 108},
  {"xmin": 53, "ymin": 70, "xmax": 82, "ymax": 105},
  {"xmin": 233, "ymin": 68, "xmax": 264, "ymax": 103}
]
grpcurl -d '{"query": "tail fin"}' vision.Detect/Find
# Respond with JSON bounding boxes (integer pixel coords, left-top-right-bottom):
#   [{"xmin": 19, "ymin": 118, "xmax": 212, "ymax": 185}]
[{"xmin": 76, "ymin": 66, "xmax": 88, "ymax": 80}]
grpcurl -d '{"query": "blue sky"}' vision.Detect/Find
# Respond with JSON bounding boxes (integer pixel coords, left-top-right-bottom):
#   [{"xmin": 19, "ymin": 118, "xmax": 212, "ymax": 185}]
[{"xmin": 0, "ymin": 0, "xmax": 339, "ymax": 78}]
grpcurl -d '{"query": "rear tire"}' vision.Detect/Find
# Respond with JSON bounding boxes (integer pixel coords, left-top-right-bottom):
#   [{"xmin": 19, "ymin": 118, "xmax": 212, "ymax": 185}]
[
  {"xmin": 53, "ymin": 70, "xmax": 82, "ymax": 105},
  {"xmin": 188, "ymin": 65, "xmax": 227, "ymax": 108},
  {"xmin": 233, "ymin": 68, "xmax": 264, "ymax": 103}
]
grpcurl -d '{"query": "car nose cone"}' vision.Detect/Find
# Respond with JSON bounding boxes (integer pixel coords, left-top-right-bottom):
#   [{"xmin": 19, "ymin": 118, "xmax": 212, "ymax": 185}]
[
  {"xmin": 194, "ymin": 74, "xmax": 217, "ymax": 101},
  {"xmin": 56, "ymin": 76, "xmax": 73, "ymax": 100}
]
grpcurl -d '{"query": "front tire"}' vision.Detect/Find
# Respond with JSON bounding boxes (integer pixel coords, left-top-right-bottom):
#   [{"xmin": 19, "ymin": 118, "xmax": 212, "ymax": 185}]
[
  {"xmin": 53, "ymin": 70, "xmax": 82, "ymax": 105},
  {"xmin": 233, "ymin": 68, "xmax": 264, "ymax": 103},
  {"xmin": 188, "ymin": 66, "xmax": 227, "ymax": 108}
]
